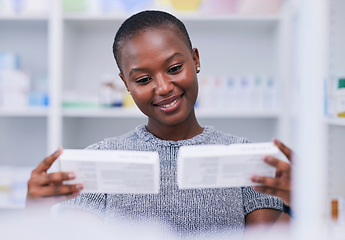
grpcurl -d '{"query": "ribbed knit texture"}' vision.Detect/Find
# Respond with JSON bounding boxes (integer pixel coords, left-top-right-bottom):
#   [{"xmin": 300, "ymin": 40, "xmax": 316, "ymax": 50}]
[{"xmin": 60, "ymin": 125, "xmax": 283, "ymax": 237}]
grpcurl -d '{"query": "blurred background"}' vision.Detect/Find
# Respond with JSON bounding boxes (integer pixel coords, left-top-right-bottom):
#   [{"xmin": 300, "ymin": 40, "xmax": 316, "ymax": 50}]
[{"xmin": 0, "ymin": 0, "xmax": 344, "ymax": 238}]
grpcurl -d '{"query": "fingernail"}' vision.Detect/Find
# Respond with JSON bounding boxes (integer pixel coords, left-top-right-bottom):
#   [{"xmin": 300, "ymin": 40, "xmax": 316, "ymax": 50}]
[
  {"xmin": 264, "ymin": 156, "xmax": 272, "ymax": 163},
  {"xmin": 273, "ymin": 138, "xmax": 279, "ymax": 145},
  {"xmin": 76, "ymin": 184, "xmax": 84, "ymax": 190},
  {"xmin": 54, "ymin": 146, "xmax": 62, "ymax": 155},
  {"xmin": 251, "ymin": 176, "xmax": 259, "ymax": 182},
  {"xmin": 68, "ymin": 172, "xmax": 76, "ymax": 179}
]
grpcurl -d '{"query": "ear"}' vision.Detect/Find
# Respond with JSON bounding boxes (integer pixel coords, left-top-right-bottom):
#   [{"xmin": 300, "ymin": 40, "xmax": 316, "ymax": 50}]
[
  {"xmin": 192, "ymin": 48, "xmax": 200, "ymax": 73},
  {"xmin": 119, "ymin": 73, "xmax": 129, "ymax": 92}
]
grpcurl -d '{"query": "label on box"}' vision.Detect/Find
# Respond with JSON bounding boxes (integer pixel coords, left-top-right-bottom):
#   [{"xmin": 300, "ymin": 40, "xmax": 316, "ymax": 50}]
[
  {"xmin": 59, "ymin": 149, "xmax": 160, "ymax": 194},
  {"xmin": 177, "ymin": 142, "xmax": 282, "ymax": 189}
]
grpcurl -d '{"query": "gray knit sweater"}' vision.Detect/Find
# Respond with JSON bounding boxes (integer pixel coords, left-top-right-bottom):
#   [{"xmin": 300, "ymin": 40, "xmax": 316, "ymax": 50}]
[{"xmin": 60, "ymin": 125, "xmax": 283, "ymax": 236}]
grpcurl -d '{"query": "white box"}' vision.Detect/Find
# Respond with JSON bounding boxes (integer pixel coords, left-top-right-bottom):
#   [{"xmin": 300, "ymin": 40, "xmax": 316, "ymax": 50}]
[
  {"xmin": 177, "ymin": 142, "xmax": 283, "ymax": 189},
  {"xmin": 59, "ymin": 149, "xmax": 160, "ymax": 194}
]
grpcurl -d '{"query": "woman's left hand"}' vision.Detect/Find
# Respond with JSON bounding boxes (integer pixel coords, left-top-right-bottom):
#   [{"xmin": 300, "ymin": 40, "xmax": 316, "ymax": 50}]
[{"xmin": 251, "ymin": 138, "xmax": 293, "ymax": 207}]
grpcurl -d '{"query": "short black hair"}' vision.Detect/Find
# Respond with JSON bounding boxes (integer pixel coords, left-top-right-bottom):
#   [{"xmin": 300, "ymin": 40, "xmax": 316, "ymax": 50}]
[{"xmin": 113, "ymin": 10, "xmax": 193, "ymax": 73}]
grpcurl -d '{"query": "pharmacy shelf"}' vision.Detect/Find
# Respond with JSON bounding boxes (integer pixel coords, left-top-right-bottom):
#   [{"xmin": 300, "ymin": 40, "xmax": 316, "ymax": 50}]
[
  {"xmin": 0, "ymin": 14, "xmax": 48, "ymax": 21},
  {"xmin": 62, "ymin": 108, "xmax": 281, "ymax": 119},
  {"xmin": 325, "ymin": 117, "xmax": 345, "ymax": 127},
  {"xmin": 196, "ymin": 109, "xmax": 281, "ymax": 119},
  {"xmin": 0, "ymin": 108, "xmax": 49, "ymax": 117},
  {"xmin": 63, "ymin": 13, "xmax": 281, "ymax": 22},
  {"xmin": 62, "ymin": 107, "xmax": 145, "ymax": 118}
]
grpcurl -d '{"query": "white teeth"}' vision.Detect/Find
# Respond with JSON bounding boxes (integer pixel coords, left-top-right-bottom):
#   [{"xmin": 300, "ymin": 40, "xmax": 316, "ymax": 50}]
[{"xmin": 160, "ymin": 98, "xmax": 179, "ymax": 108}]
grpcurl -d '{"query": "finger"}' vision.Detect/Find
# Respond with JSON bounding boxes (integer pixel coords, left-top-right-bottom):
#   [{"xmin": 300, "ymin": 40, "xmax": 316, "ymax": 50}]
[
  {"xmin": 253, "ymin": 186, "xmax": 290, "ymax": 206},
  {"xmin": 28, "ymin": 183, "xmax": 83, "ymax": 198},
  {"xmin": 33, "ymin": 147, "xmax": 63, "ymax": 174},
  {"xmin": 273, "ymin": 138, "xmax": 293, "ymax": 162},
  {"xmin": 251, "ymin": 176, "xmax": 290, "ymax": 191},
  {"xmin": 263, "ymin": 156, "xmax": 291, "ymax": 172},
  {"xmin": 30, "ymin": 172, "xmax": 76, "ymax": 186}
]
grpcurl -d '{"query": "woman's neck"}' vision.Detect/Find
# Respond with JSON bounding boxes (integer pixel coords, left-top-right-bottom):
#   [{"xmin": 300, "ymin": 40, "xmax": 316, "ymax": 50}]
[{"xmin": 146, "ymin": 112, "xmax": 203, "ymax": 141}]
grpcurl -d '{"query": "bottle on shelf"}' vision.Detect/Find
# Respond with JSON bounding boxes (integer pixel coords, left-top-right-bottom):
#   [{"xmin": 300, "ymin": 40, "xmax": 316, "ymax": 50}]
[{"xmin": 335, "ymin": 78, "xmax": 345, "ymax": 118}]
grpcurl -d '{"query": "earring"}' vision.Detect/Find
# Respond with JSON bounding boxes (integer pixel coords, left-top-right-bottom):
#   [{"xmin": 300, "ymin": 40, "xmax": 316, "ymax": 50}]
[{"xmin": 196, "ymin": 66, "xmax": 200, "ymax": 72}]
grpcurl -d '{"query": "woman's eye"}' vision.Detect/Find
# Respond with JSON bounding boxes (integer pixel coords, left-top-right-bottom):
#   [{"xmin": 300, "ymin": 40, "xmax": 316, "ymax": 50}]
[
  {"xmin": 136, "ymin": 77, "xmax": 151, "ymax": 84},
  {"xmin": 168, "ymin": 64, "xmax": 183, "ymax": 73}
]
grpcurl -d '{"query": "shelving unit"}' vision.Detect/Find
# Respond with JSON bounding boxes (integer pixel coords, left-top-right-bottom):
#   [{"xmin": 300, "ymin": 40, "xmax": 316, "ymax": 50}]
[
  {"xmin": 0, "ymin": 0, "xmax": 292, "ymax": 209},
  {"xmin": 326, "ymin": 0, "xmax": 345, "ymax": 201},
  {"xmin": 0, "ymin": 9, "xmax": 49, "ymax": 169}
]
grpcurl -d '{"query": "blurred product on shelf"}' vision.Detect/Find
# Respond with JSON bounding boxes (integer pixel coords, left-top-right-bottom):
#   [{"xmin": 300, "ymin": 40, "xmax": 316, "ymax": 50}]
[
  {"xmin": 118, "ymin": 0, "xmax": 153, "ymax": 12},
  {"xmin": 326, "ymin": 77, "xmax": 345, "ymax": 118},
  {"xmin": 98, "ymin": 74, "xmax": 125, "ymax": 108},
  {"xmin": 237, "ymin": 0, "xmax": 285, "ymax": 15},
  {"xmin": 0, "ymin": 0, "xmax": 49, "ymax": 15},
  {"xmin": 96, "ymin": 0, "xmax": 123, "ymax": 14},
  {"xmin": 199, "ymin": 0, "xmax": 239, "ymax": 14},
  {"xmin": 197, "ymin": 74, "xmax": 279, "ymax": 112},
  {"xmin": 63, "ymin": 0, "xmax": 88, "ymax": 12},
  {"xmin": 63, "ymin": 0, "xmax": 154, "ymax": 14},
  {"xmin": 60, "ymin": 0, "xmax": 284, "ymax": 15},
  {"xmin": 122, "ymin": 92, "xmax": 136, "ymax": 108},
  {"xmin": 29, "ymin": 76, "xmax": 49, "ymax": 107},
  {"xmin": 0, "ymin": 52, "xmax": 19, "ymax": 70},
  {"xmin": 62, "ymin": 90, "xmax": 99, "ymax": 108},
  {"xmin": 0, "ymin": 166, "xmax": 31, "ymax": 209},
  {"xmin": 156, "ymin": 0, "xmax": 170, "ymax": 7},
  {"xmin": 0, "ymin": 52, "xmax": 48, "ymax": 109},
  {"xmin": 335, "ymin": 78, "xmax": 345, "ymax": 117},
  {"xmin": 170, "ymin": 0, "xmax": 201, "ymax": 11},
  {"xmin": 0, "ymin": 70, "xmax": 30, "ymax": 109},
  {"xmin": 62, "ymin": 74, "xmax": 128, "ymax": 109},
  {"xmin": 329, "ymin": 198, "xmax": 345, "ymax": 239}
]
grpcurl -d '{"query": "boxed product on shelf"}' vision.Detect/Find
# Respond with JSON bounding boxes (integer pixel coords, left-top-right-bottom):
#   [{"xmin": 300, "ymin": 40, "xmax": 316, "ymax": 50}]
[
  {"xmin": 335, "ymin": 78, "xmax": 345, "ymax": 117},
  {"xmin": 237, "ymin": 0, "xmax": 285, "ymax": 15},
  {"xmin": 118, "ymin": 0, "xmax": 153, "ymax": 12},
  {"xmin": 98, "ymin": 74, "xmax": 125, "ymax": 108},
  {"xmin": 199, "ymin": 0, "xmax": 239, "ymax": 14},
  {"xmin": 0, "ymin": 52, "xmax": 20, "ymax": 70},
  {"xmin": 62, "ymin": 90, "xmax": 99, "ymax": 109},
  {"xmin": 63, "ymin": 0, "xmax": 154, "ymax": 14},
  {"xmin": 20, "ymin": 0, "xmax": 49, "ymax": 15},
  {"xmin": 0, "ymin": 70, "xmax": 30, "ymax": 109},
  {"xmin": 170, "ymin": 0, "xmax": 201, "ymax": 11},
  {"xmin": 197, "ymin": 74, "xmax": 279, "ymax": 112},
  {"xmin": 63, "ymin": 0, "xmax": 88, "ymax": 12},
  {"xmin": 28, "ymin": 76, "xmax": 49, "ymax": 107},
  {"xmin": 0, "ymin": 166, "xmax": 31, "ymax": 208},
  {"xmin": 326, "ymin": 77, "xmax": 345, "ymax": 118},
  {"xmin": 0, "ymin": 0, "xmax": 49, "ymax": 15}
]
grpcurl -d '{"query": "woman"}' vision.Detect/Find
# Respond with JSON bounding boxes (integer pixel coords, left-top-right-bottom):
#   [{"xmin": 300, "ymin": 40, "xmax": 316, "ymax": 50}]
[{"xmin": 26, "ymin": 10, "xmax": 292, "ymax": 236}]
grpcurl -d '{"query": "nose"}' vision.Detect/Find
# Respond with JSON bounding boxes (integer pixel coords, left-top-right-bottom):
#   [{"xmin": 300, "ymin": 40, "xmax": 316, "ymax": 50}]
[{"xmin": 154, "ymin": 74, "xmax": 174, "ymax": 96}]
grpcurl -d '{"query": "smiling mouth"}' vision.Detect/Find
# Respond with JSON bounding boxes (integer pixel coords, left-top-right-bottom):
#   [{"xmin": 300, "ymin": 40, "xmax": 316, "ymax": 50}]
[
  {"xmin": 154, "ymin": 94, "xmax": 184, "ymax": 110},
  {"xmin": 159, "ymin": 98, "xmax": 180, "ymax": 108}
]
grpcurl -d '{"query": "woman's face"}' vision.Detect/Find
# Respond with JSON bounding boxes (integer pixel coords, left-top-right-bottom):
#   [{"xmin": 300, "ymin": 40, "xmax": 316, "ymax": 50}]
[{"xmin": 119, "ymin": 27, "xmax": 200, "ymax": 128}]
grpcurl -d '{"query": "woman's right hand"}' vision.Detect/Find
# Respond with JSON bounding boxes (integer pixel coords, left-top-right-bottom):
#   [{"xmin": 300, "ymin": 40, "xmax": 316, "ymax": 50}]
[{"xmin": 26, "ymin": 147, "xmax": 84, "ymax": 208}]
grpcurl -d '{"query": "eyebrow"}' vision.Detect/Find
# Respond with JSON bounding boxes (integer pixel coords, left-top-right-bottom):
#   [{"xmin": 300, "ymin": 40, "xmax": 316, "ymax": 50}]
[{"xmin": 128, "ymin": 52, "xmax": 184, "ymax": 77}]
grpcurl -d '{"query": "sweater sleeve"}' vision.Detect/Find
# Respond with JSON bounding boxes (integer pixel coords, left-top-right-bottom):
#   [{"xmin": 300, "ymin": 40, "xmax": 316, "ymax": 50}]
[{"xmin": 242, "ymin": 186, "xmax": 283, "ymax": 216}]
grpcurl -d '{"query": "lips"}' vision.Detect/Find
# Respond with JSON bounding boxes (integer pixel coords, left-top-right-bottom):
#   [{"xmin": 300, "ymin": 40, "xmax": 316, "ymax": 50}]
[{"xmin": 153, "ymin": 93, "xmax": 184, "ymax": 112}]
